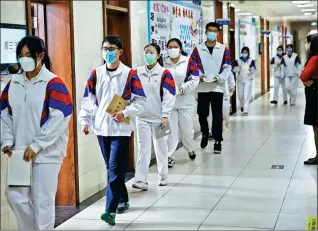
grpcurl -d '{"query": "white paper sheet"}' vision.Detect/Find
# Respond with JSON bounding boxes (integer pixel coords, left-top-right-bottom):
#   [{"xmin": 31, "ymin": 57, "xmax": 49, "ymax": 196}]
[{"xmin": 7, "ymin": 150, "xmax": 32, "ymax": 187}]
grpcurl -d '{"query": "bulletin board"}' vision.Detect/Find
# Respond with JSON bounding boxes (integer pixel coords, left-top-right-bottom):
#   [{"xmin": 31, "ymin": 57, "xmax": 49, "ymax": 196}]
[
  {"xmin": 147, "ymin": 0, "xmax": 204, "ymax": 59},
  {"xmin": 270, "ymin": 29, "xmax": 282, "ymax": 59},
  {"xmin": 238, "ymin": 20, "xmax": 257, "ymax": 60}
]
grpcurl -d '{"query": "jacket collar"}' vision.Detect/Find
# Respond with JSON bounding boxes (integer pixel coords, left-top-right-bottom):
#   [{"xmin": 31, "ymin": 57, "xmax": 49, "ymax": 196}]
[
  {"xmin": 14, "ymin": 65, "xmax": 51, "ymax": 86},
  {"xmin": 139, "ymin": 62, "xmax": 162, "ymax": 76},
  {"xmin": 200, "ymin": 41, "xmax": 222, "ymax": 52},
  {"xmin": 101, "ymin": 62, "xmax": 124, "ymax": 77},
  {"xmin": 165, "ymin": 55, "xmax": 187, "ymax": 66}
]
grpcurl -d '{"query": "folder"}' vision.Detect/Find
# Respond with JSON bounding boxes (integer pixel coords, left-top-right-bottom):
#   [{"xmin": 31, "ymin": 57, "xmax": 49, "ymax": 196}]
[
  {"xmin": 106, "ymin": 94, "xmax": 131, "ymax": 124},
  {"xmin": 153, "ymin": 122, "xmax": 171, "ymax": 139},
  {"xmin": 7, "ymin": 150, "xmax": 32, "ymax": 187}
]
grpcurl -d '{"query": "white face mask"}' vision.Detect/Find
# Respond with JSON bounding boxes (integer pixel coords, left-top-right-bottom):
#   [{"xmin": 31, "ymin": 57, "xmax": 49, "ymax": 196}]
[
  {"xmin": 19, "ymin": 57, "xmax": 40, "ymax": 72},
  {"xmin": 168, "ymin": 48, "xmax": 180, "ymax": 59}
]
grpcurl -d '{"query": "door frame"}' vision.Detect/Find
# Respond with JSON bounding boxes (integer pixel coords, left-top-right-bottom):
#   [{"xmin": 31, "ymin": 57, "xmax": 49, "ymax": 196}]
[{"xmin": 25, "ymin": 0, "xmax": 79, "ymax": 206}]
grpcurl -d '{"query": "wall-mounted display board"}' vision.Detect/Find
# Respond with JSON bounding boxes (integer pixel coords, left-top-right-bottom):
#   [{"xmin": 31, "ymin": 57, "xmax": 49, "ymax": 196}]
[
  {"xmin": 147, "ymin": 0, "xmax": 204, "ymax": 58},
  {"xmin": 238, "ymin": 20, "xmax": 257, "ymax": 60}
]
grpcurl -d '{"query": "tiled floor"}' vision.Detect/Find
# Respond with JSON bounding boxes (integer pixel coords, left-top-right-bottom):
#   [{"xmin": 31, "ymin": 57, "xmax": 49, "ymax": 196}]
[{"xmin": 55, "ymin": 90, "xmax": 317, "ymax": 230}]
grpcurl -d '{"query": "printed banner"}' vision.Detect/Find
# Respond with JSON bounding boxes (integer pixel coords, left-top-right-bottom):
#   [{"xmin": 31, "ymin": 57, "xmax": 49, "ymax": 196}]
[
  {"xmin": 148, "ymin": 1, "xmax": 203, "ymax": 59},
  {"xmin": 239, "ymin": 21, "xmax": 257, "ymax": 60}
]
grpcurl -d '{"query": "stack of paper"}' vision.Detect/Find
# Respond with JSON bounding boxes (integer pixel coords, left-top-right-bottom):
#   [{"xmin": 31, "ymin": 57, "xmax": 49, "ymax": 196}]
[
  {"xmin": 106, "ymin": 94, "xmax": 131, "ymax": 124},
  {"xmin": 7, "ymin": 150, "xmax": 32, "ymax": 187}
]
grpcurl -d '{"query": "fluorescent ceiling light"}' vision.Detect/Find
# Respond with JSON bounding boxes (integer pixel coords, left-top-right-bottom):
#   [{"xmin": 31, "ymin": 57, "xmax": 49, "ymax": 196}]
[
  {"xmin": 292, "ymin": 1, "xmax": 311, "ymax": 3},
  {"xmin": 235, "ymin": 9, "xmax": 241, "ymax": 12},
  {"xmin": 237, "ymin": 13, "xmax": 252, "ymax": 16},
  {"xmin": 297, "ymin": 4, "xmax": 314, "ymax": 7},
  {"xmin": 301, "ymin": 9, "xmax": 316, "ymax": 11},
  {"xmin": 304, "ymin": 12, "xmax": 312, "ymax": 15},
  {"xmin": 311, "ymin": 22, "xmax": 317, "ymax": 26}
]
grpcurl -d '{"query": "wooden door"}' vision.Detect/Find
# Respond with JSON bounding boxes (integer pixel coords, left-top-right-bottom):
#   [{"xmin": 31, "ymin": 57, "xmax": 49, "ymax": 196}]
[
  {"xmin": 228, "ymin": 5, "xmax": 236, "ymax": 115},
  {"xmin": 266, "ymin": 20, "xmax": 270, "ymax": 91},
  {"xmin": 26, "ymin": 0, "xmax": 77, "ymax": 206},
  {"xmin": 215, "ymin": 0, "xmax": 223, "ymax": 43}
]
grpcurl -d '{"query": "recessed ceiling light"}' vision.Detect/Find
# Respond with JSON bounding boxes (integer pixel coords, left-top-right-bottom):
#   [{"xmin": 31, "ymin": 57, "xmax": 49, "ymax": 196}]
[
  {"xmin": 301, "ymin": 9, "xmax": 316, "ymax": 11},
  {"xmin": 235, "ymin": 9, "xmax": 241, "ymax": 12},
  {"xmin": 297, "ymin": 4, "xmax": 314, "ymax": 7},
  {"xmin": 237, "ymin": 13, "xmax": 252, "ymax": 16},
  {"xmin": 304, "ymin": 12, "xmax": 312, "ymax": 15},
  {"xmin": 292, "ymin": 1, "xmax": 311, "ymax": 3}
]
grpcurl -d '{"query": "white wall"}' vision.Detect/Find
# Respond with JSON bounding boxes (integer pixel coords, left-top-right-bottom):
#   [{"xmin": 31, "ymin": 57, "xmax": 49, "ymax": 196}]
[
  {"xmin": 0, "ymin": 1, "xmax": 25, "ymax": 229},
  {"xmin": 72, "ymin": 1, "xmax": 106, "ymax": 203}
]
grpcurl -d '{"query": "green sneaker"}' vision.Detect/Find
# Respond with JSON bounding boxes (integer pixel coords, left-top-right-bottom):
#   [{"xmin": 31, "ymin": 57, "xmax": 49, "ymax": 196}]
[
  {"xmin": 116, "ymin": 202, "xmax": 130, "ymax": 214},
  {"xmin": 101, "ymin": 211, "xmax": 116, "ymax": 225}
]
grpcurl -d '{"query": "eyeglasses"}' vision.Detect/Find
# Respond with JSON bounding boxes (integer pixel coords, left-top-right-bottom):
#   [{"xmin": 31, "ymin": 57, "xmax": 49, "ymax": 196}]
[{"xmin": 101, "ymin": 47, "xmax": 119, "ymax": 52}]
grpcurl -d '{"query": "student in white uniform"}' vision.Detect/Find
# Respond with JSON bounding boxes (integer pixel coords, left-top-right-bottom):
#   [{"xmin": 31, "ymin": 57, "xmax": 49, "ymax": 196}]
[
  {"xmin": 132, "ymin": 43, "xmax": 176, "ymax": 190},
  {"xmin": 164, "ymin": 38, "xmax": 200, "ymax": 168},
  {"xmin": 78, "ymin": 36, "xmax": 147, "ymax": 225},
  {"xmin": 223, "ymin": 71, "xmax": 235, "ymax": 128},
  {"xmin": 1, "ymin": 36, "xmax": 72, "ymax": 230},
  {"xmin": 281, "ymin": 44, "xmax": 302, "ymax": 106},
  {"xmin": 233, "ymin": 46, "xmax": 256, "ymax": 116},
  {"xmin": 270, "ymin": 45, "xmax": 287, "ymax": 105}
]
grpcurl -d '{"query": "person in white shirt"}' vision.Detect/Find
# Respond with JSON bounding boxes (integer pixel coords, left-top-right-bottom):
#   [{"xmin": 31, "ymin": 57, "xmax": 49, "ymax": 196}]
[
  {"xmin": 233, "ymin": 46, "xmax": 256, "ymax": 116},
  {"xmin": 163, "ymin": 38, "xmax": 200, "ymax": 168},
  {"xmin": 132, "ymin": 43, "xmax": 176, "ymax": 191},
  {"xmin": 1, "ymin": 36, "xmax": 72, "ymax": 230},
  {"xmin": 270, "ymin": 45, "xmax": 287, "ymax": 105},
  {"xmin": 78, "ymin": 36, "xmax": 147, "ymax": 226},
  {"xmin": 190, "ymin": 22, "xmax": 232, "ymax": 154},
  {"xmin": 223, "ymin": 72, "xmax": 235, "ymax": 128},
  {"xmin": 280, "ymin": 44, "xmax": 302, "ymax": 106}
]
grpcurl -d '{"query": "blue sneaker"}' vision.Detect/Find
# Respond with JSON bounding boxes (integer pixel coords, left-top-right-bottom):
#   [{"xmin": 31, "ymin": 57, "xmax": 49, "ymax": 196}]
[{"xmin": 116, "ymin": 202, "xmax": 130, "ymax": 214}]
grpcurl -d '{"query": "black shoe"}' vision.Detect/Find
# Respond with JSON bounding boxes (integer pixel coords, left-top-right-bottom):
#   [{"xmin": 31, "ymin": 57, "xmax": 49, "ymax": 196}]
[
  {"xmin": 189, "ymin": 151, "xmax": 196, "ymax": 160},
  {"xmin": 284, "ymin": 101, "xmax": 287, "ymax": 105},
  {"xmin": 241, "ymin": 107, "xmax": 243, "ymax": 112},
  {"xmin": 270, "ymin": 100, "xmax": 278, "ymax": 105},
  {"xmin": 209, "ymin": 133, "xmax": 213, "ymax": 140},
  {"xmin": 214, "ymin": 142, "xmax": 222, "ymax": 154},
  {"xmin": 168, "ymin": 157, "xmax": 175, "ymax": 168},
  {"xmin": 201, "ymin": 135, "xmax": 209, "ymax": 149}
]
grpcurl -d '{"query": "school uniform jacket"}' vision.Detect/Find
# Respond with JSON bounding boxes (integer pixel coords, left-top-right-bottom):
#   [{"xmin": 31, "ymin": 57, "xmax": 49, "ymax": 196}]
[
  {"xmin": 233, "ymin": 57, "xmax": 256, "ymax": 83},
  {"xmin": 0, "ymin": 66, "xmax": 72, "ymax": 164},
  {"xmin": 136, "ymin": 63, "xmax": 176, "ymax": 123},
  {"xmin": 189, "ymin": 42, "xmax": 232, "ymax": 93},
  {"xmin": 164, "ymin": 55, "xmax": 199, "ymax": 109},
  {"xmin": 270, "ymin": 55, "xmax": 284, "ymax": 78},
  {"xmin": 78, "ymin": 62, "xmax": 147, "ymax": 137},
  {"xmin": 281, "ymin": 53, "xmax": 302, "ymax": 77}
]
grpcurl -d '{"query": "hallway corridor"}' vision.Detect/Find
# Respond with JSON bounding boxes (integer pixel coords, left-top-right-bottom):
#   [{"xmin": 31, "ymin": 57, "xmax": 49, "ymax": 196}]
[{"xmin": 56, "ymin": 90, "xmax": 317, "ymax": 230}]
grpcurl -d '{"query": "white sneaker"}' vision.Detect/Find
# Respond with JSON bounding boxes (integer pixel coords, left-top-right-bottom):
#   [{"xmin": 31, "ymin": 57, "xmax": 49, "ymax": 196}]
[
  {"xmin": 132, "ymin": 181, "xmax": 148, "ymax": 191},
  {"xmin": 158, "ymin": 179, "xmax": 167, "ymax": 186}
]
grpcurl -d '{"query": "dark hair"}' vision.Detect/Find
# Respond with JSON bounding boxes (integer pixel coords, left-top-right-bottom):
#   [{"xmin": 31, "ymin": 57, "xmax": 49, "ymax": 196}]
[
  {"xmin": 241, "ymin": 46, "xmax": 250, "ymax": 58},
  {"xmin": 205, "ymin": 22, "xmax": 220, "ymax": 31},
  {"xmin": 167, "ymin": 38, "xmax": 188, "ymax": 56},
  {"xmin": 305, "ymin": 33, "xmax": 318, "ymax": 67},
  {"xmin": 144, "ymin": 43, "xmax": 164, "ymax": 66},
  {"xmin": 286, "ymin": 44, "xmax": 294, "ymax": 49},
  {"xmin": 16, "ymin": 35, "xmax": 51, "ymax": 71},
  {"xmin": 277, "ymin": 45, "xmax": 284, "ymax": 51},
  {"xmin": 102, "ymin": 35, "xmax": 123, "ymax": 49}
]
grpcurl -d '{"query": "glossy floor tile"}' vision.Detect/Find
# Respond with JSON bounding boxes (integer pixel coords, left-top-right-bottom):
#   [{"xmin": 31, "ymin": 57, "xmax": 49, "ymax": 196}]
[{"xmin": 55, "ymin": 91, "xmax": 317, "ymax": 230}]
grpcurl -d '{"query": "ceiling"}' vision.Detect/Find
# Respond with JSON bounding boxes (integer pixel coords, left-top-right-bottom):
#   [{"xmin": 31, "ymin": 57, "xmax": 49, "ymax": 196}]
[{"xmin": 226, "ymin": 0, "xmax": 317, "ymax": 22}]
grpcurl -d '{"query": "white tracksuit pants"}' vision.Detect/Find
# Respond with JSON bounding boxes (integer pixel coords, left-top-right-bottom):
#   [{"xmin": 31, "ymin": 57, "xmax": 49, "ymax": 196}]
[
  {"xmin": 167, "ymin": 108, "xmax": 195, "ymax": 159},
  {"xmin": 285, "ymin": 76, "xmax": 299, "ymax": 104},
  {"xmin": 238, "ymin": 80, "xmax": 253, "ymax": 113},
  {"xmin": 273, "ymin": 77, "xmax": 287, "ymax": 102},
  {"xmin": 6, "ymin": 163, "xmax": 61, "ymax": 230},
  {"xmin": 135, "ymin": 119, "xmax": 168, "ymax": 183}
]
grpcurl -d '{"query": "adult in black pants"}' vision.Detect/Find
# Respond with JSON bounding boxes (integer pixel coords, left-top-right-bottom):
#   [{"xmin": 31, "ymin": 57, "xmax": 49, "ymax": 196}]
[
  {"xmin": 189, "ymin": 22, "xmax": 232, "ymax": 153},
  {"xmin": 300, "ymin": 33, "xmax": 318, "ymax": 165}
]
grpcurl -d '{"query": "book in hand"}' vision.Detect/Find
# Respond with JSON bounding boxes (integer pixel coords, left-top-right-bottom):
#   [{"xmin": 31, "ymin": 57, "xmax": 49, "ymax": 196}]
[
  {"xmin": 106, "ymin": 94, "xmax": 131, "ymax": 125},
  {"xmin": 153, "ymin": 122, "xmax": 171, "ymax": 139},
  {"xmin": 7, "ymin": 150, "xmax": 32, "ymax": 187},
  {"xmin": 202, "ymin": 77, "xmax": 217, "ymax": 83}
]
